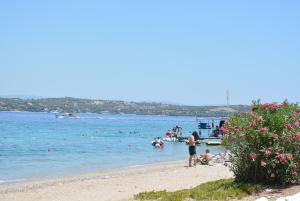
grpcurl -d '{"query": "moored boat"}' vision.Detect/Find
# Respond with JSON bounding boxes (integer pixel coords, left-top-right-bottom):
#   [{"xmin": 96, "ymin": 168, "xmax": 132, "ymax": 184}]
[
  {"xmin": 206, "ymin": 141, "xmax": 222, "ymax": 146},
  {"xmin": 55, "ymin": 112, "xmax": 77, "ymax": 119}
]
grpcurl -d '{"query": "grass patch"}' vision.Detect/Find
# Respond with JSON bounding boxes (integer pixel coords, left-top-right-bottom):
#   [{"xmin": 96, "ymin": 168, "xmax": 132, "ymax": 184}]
[{"xmin": 134, "ymin": 178, "xmax": 263, "ymax": 201}]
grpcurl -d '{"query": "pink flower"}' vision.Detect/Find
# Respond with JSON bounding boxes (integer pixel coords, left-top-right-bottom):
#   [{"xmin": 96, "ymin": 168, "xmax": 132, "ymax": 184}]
[
  {"xmin": 294, "ymin": 121, "xmax": 300, "ymax": 128},
  {"xmin": 287, "ymin": 154, "xmax": 293, "ymax": 161},
  {"xmin": 248, "ymin": 112, "xmax": 256, "ymax": 117},
  {"xmin": 262, "ymin": 103, "xmax": 270, "ymax": 109},
  {"xmin": 260, "ymin": 127, "xmax": 268, "ymax": 134},
  {"xmin": 277, "ymin": 147, "xmax": 285, "ymax": 152},
  {"xmin": 271, "ymin": 103, "xmax": 280, "ymax": 110},
  {"xmin": 292, "ymin": 171, "xmax": 297, "ymax": 177},
  {"xmin": 261, "ymin": 160, "xmax": 267, "ymax": 167},
  {"xmin": 238, "ymin": 126, "xmax": 244, "ymax": 131},
  {"xmin": 291, "ymin": 164, "xmax": 298, "ymax": 170},
  {"xmin": 264, "ymin": 150, "xmax": 272, "ymax": 157},
  {"xmin": 256, "ymin": 116, "xmax": 264, "ymax": 122},
  {"xmin": 250, "ymin": 122, "xmax": 257, "ymax": 128},
  {"xmin": 277, "ymin": 154, "xmax": 288, "ymax": 164},
  {"xmin": 277, "ymin": 154, "xmax": 285, "ymax": 159},
  {"xmin": 270, "ymin": 173, "xmax": 276, "ymax": 178},
  {"xmin": 281, "ymin": 160, "xmax": 288, "ymax": 165},
  {"xmin": 220, "ymin": 127, "xmax": 228, "ymax": 134},
  {"xmin": 249, "ymin": 153, "xmax": 257, "ymax": 161},
  {"xmin": 242, "ymin": 117, "xmax": 248, "ymax": 121},
  {"xmin": 295, "ymin": 132, "xmax": 300, "ymax": 141},
  {"xmin": 287, "ymin": 123, "xmax": 293, "ymax": 130}
]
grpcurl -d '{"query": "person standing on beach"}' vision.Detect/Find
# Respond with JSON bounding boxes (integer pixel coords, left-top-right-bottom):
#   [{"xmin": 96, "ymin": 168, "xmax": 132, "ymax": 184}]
[{"xmin": 188, "ymin": 131, "xmax": 198, "ymax": 167}]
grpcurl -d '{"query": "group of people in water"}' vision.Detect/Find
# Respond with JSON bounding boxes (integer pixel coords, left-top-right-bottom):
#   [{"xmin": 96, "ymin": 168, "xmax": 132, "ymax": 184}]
[{"xmin": 165, "ymin": 125, "xmax": 183, "ymax": 139}]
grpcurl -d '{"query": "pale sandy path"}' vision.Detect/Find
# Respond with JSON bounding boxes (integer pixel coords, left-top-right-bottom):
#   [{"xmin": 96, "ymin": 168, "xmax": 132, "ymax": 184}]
[{"xmin": 0, "ymin": 160, "xmax": 233, "ymax": 201}]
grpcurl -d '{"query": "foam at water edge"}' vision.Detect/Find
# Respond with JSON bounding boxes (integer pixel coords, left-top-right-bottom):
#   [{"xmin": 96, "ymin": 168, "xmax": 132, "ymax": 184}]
[{"xmin": 0, "ymin": 178, "xmax": 26, "ymax": 184}]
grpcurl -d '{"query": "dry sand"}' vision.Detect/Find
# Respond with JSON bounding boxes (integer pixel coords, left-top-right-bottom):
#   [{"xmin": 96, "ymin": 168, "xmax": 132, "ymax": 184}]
[{"xmin": 0, "ymin": 160, "xmax": 233, "ymax": 201}]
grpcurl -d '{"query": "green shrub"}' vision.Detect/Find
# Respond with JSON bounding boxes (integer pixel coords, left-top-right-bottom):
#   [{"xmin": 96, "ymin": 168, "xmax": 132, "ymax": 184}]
[
  {"xmin": 134, "ymin": 179, "xmax": 262, "ymax": 201},
  {"xmin": 223, "ymin": 100, "xmax": 300, "ymax": 185}
]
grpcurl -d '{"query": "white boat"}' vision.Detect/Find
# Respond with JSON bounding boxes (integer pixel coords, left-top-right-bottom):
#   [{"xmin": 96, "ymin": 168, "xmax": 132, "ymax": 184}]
[
  {"xmin": 206, "ymin": 141, "xmax": 222, "ymax": 146},
  {"xmin": 55, "ymin": 113, "xmax": 77, "ymax": 119},
  {"xmin": 163, "ymin": 137, "xmax": 177, "ymax": 142}
]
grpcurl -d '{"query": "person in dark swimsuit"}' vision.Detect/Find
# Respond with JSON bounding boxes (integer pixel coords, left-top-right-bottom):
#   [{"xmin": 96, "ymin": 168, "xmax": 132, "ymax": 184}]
[{"xmin": 188, "ymin": 131, "xmax": 199, "ymax": 167}]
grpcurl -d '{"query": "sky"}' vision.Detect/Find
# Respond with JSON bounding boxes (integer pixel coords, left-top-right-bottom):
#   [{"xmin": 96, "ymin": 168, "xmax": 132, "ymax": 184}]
[{"xmin": 0, "ymin": 1, "xmax": 299, "ymax": 106}]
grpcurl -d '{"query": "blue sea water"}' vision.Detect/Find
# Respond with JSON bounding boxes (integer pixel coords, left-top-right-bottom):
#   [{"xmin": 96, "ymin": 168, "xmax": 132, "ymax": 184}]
[{"xmin": 0, "ymin": 112, "xmax": 224, "ymax": 183}]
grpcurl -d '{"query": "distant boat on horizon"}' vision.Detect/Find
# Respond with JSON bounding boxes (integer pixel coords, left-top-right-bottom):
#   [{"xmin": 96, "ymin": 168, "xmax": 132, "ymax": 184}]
[{"xmin": 55, "ymin": 112, "xmax": 76, "ymax": 119}]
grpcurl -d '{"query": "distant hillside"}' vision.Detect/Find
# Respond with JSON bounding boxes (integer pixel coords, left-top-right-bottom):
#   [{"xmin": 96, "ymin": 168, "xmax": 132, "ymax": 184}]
[{"xmin": 0, "ymin": 97, "xmax": 251, "ymax": 117}]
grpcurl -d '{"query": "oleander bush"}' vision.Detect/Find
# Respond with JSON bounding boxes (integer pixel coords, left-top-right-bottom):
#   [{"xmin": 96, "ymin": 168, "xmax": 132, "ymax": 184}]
[{"xmin": 223, "ymin": 100, "xmax": 300, "ymax": 185}]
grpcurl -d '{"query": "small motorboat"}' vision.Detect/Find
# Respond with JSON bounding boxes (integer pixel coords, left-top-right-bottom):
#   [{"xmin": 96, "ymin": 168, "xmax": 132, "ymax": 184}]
[
  {"xmin": 185, "ymin": 139, "xmax": 201, "ymax": 145},
  {"xmin": 55, "ymin": 113, "xmax": 77, "ymax": 119},
  {"xmin": 177, "ymin": 136, "xmax": 188, "ymax": 142},
  {"xmin": 163, "ymin": 137, "xmax": 177, "ymax": 142},
  {"xmin": 206, "ymin": 141, "xmax": 222, "ymax": 146},
  {"xmin": 196, "ymin": 117, "xmax": 228, "ymax": 138}
]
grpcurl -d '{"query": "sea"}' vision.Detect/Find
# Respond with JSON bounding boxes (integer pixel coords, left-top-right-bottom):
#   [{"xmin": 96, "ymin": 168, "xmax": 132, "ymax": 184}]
[{"xmin": 0, "ymin": 112, "xmax": 224, "ymax": 184}]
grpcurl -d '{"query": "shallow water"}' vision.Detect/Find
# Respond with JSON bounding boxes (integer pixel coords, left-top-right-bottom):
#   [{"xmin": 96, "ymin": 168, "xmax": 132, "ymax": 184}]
[{"xmin": 0, "ymin": 112, "xmax": 224, "ymax": 183}]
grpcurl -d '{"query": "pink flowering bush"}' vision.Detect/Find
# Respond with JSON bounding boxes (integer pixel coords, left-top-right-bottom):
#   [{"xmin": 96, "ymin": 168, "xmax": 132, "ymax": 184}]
[{"xmin": 223, "ymin": 100, "xmax": 300, "ymax": 185}]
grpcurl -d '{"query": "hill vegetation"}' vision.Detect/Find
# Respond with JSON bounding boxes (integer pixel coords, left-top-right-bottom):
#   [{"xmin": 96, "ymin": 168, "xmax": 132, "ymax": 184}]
[{"xmin": 0, "ymin": 97, "xmax": 251, "ymax": 117}]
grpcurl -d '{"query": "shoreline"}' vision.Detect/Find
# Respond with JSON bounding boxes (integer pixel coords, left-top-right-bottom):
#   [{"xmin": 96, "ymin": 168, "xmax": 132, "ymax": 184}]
[
  {"xmin": 0, "ymin": 160, "xmax": 233, "ymax": 201},
  {"xmin": 0, "ymin": 159, "xmax": 187, "ymax": 186},
  {"xmin": 0, "ymin": 159, "xmax": 185, "ymax": 186}
]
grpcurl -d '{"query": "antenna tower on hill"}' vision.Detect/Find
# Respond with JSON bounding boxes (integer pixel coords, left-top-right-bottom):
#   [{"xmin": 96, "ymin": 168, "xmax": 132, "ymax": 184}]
[{"xmin": 226, "ymin": 90, "xmax": 229, "ymax": 106}]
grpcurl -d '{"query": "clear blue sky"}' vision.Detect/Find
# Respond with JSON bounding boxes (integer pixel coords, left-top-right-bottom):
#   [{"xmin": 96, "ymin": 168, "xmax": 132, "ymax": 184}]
[{"xmin": 0, "ymin": 1, "xmax": 299, "ymax": 105}]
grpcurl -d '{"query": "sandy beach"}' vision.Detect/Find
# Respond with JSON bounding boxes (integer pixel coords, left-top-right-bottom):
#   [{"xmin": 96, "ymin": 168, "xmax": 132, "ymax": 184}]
[{"xmin": 0, "ymin": 160, "xmax": 233, "ymax": 201}]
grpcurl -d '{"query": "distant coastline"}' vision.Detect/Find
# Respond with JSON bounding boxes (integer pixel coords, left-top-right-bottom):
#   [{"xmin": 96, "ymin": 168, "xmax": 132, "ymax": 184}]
[{"xmin": 0, "ymin": 97, "xmax": 251, "ymax": 117}]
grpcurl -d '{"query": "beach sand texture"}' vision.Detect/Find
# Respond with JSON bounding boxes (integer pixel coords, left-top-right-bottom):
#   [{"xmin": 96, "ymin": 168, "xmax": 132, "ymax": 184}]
[{"xmin": 0, "ymin": 161, "xmax": 233, "ymax": 201}]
